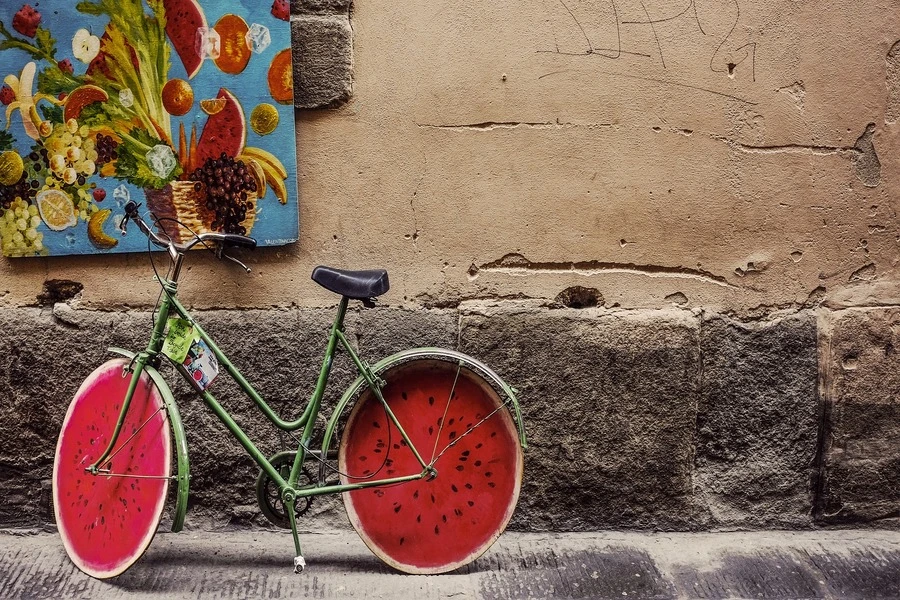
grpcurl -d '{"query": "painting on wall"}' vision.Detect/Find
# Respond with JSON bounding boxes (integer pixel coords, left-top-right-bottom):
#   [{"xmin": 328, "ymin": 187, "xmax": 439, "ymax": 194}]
[{"xmin": 0, "ymin": 0, "xmax": 298, "ymax": 257}]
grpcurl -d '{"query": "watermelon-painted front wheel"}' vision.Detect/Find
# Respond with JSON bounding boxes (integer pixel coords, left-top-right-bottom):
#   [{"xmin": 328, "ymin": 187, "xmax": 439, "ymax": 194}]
[
  {"xmin": 339, "ymin": 358, "xmax": 523, "ymax": 574},
  {"xmin": 53, "ymin": 359, "xmax": 172, "ymax": 579}
]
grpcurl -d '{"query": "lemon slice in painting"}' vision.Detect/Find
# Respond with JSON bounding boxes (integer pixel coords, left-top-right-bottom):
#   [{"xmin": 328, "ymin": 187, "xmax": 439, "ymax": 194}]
[{"xmin": 36, "ymin": 188, "xmax": 77, "ymax": 231}]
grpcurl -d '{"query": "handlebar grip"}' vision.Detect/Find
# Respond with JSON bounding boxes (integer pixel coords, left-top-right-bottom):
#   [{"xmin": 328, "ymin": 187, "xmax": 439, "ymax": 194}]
[
  {"xmin": 124, "ymin": 200, "xmax": 139, "ymax": 216},
  {"xmin": 222, "ymin": 234, "xmax": 257, "ymax": 249}
]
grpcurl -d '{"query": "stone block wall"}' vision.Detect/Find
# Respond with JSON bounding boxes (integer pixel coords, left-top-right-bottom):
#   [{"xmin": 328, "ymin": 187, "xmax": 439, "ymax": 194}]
[{"xmin": 1, "ymin": 301, "xmax": 897, "ymax": 531}]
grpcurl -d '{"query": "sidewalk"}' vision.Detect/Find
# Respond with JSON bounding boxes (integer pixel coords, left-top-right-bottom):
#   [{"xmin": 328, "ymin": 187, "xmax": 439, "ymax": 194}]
[{"xmin": 0, "ymin": 529, "xmax": 897, "ymax": 599}]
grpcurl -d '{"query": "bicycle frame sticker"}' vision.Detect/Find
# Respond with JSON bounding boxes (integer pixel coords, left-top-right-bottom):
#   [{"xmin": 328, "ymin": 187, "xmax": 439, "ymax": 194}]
[
  {"xmin": 161, "ymin": 318, "xmax": 194, "ymax": 363},
  {"xmin": 182, "ymin": 336, "xmax": 219, "ymax": 390}
]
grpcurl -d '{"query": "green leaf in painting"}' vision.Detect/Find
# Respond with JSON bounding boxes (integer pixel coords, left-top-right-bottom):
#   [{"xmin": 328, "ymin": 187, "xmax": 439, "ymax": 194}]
[
  {"xmin": 0, "ymin": 130, "xmax": 15, "ymax": 152},
  {"xmin": 34, "ymin": 28, "xmax": 57, "ymax": 58},
  {"xmin": 40, "ymin": 103, "xmax": 63, "ymax": 124},
  {"xmin": 36, "ymin": 65, "xmax": 81, "ymax": 98},
  {"xmin": 115, "ymin": 128, "xmax": 182, "ymax": 189}
]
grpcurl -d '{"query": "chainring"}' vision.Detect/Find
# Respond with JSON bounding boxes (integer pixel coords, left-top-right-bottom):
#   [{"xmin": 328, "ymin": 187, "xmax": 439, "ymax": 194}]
[{"xmin": 256, "ymin": 451, "xmax": 314, "ymax": 529}]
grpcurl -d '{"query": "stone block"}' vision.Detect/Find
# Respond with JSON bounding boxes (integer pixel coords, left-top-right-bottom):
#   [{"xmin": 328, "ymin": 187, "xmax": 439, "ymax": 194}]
[
  {"xmin": 820, "ymin": 308, "xmax": 900, "ymax": 524},
  {"xmin": 696, "ymin": 312, "xmax": 819, "ymax": 528},
  {"xmin": 458, "ymin": 303, "xmax": 702, "ymax": 531},
  {"xmin": 0, "ymin": 307, "xmax": 148, "ymax": 526},
  {"xmin": 291, "ymin": 15, "xmax": 352, "ymax": 109},
  {"xmin": 291, "ymin": 0, "xmax": 351, "ymax": 15}
]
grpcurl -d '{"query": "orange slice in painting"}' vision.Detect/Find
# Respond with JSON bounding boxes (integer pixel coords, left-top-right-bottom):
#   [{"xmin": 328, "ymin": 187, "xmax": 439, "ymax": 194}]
[
  {"xmin": 213, "ymin": 14, "xmax": 251, "ymax": 75},
  {"xmin": 267, "ymin": 49, "xmax": 293, "ymax": 105},
  {"xmin": 199, "ymin": 98, "xmax": 226, "ymax": 115}
]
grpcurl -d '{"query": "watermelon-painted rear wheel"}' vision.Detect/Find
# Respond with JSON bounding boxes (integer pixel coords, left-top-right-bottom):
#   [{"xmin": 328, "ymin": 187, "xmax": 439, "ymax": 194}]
[
  {"xmin": 53, "ymin": 359, "xmax": 172, "ymax": 579},
  {"xmin": 339, "ymin": 358, "xmax": 523, "ymax": 574}
]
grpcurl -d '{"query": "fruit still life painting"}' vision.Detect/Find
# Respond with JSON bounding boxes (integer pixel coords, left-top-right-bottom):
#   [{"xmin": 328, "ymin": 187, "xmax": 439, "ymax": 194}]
[{"xmin": 0, "ymin": 0, "xmax": 298, "ymax": 256}]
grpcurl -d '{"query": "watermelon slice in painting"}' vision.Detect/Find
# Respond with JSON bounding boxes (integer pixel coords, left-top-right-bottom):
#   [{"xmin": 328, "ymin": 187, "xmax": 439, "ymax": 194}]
[{"xmin": 53, "ymin": 359, "xmax": 171, "ymax": 579}]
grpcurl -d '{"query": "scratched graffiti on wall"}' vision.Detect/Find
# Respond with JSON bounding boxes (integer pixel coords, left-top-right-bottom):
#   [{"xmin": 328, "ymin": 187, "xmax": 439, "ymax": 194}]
[{"xmin": 539, "ymin": 0, "xmax": 757, "ymax": 80}]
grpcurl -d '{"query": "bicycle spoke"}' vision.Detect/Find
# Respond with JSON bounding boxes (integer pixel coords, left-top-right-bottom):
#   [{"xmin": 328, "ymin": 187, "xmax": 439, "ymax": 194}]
[
  {"xmin": 96, "ymin": 405, "xmax": 166, "ymax": 470},
  {"xmin": 429, "ymin": 362, "xmax": 461, "ymax": 463},
  {"xmin": 430, "ymin": 397, "xmax": 512, "ymax": 465},
  {"xmin": 93, "ymin": 471, "xmax": 175, "ymax": 481}
]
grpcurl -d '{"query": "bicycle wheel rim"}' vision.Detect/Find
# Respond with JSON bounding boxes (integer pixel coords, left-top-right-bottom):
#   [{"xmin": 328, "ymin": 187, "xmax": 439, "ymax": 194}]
[
  {"xmin": 53, "ymin": 359, "xmax": 171, "ymax": 579},
  {"xmin": 339, "ymin": 358, "xmax": 523, "ymax": 574}
]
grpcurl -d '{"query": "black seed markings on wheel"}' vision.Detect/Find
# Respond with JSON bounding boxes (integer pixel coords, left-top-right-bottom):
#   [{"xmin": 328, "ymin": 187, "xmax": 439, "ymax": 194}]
[
  {"xmin": 455, "ymin": 508, "xmax": 463, "ymax": 517},
  {"xmin": 428, "ymin": 396, "xmax": 435, "ymax": 406},
  {"xmin": 393, "ymin": 503, "xmax": 401, "ymax": 513},
  {"xmin": 451, "ymin": 484, "xmax": 458, "ymax": 492},
  {"xmin": 402, "ymin": 392, "xmax": 407, "ymax": 400},
  {"xmin": 465, "ymin": 483, "xmax": 473, "ymax": 489},
  {"xmin": 373, "ymin": 421, "xmax": 380, "ymax": 428},
  {"xmin": 417, "ymin": 514, "xmax": 422, "ymax": 523},
  {"xmin": 442, "ymin": 514, "xmax": 448, "ymax": 523},
  {"xmin": 428, "ymin": 426, "xmax": 434, "ymax": 435},
  {"xmin": 434, "ymin": 525, "xmax": 440, "ymax": 535},
  {"xmin": 456, "ymin": 465, "xmax": 464, "ymax": 471},
  {"xmin": 468, "ymin": 500, "xmax": 475, "ymax": 507},
  {"xmin": 399, "ymin": 537, "xmax": 405, "ymax": 545}
]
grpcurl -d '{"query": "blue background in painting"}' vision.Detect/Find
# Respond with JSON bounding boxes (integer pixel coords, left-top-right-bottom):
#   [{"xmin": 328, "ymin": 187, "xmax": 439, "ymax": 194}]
[{"xmin": 1, "ymin": 0, "xmax": 298, "ymax": 256}]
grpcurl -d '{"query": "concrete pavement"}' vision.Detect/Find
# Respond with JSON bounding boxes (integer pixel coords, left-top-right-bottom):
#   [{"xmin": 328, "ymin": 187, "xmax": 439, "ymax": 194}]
[{"xmin": 0, "ymin": 529, "xmax": 897, "ymax": 599}]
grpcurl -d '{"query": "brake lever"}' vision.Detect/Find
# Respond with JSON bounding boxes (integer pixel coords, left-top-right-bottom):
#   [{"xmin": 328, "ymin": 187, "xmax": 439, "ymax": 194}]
[{"xmin": 222, "ymin": 252, "xmax": 251, "ymax": 274}]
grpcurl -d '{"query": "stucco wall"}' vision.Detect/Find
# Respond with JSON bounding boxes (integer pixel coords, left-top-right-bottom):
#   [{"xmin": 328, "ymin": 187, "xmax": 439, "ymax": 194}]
[
  {"xmin": 1, "ymin": 1, "xmax": 899, "ymax": 530},
  {"xmin": 3, "ymin": 0, "xmax": 900, "ymax": 312}
]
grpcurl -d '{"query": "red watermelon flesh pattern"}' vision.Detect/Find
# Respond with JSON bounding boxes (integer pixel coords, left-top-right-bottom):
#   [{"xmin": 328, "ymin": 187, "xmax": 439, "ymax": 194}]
[
  {"xmin": 162, "ymin": 0, "xmax": 207, "ymax": 79},
  {"xmin": 194, "ymin": 88, "xmax": 246, "ymax": 165},
  {"xmin": 53, "ymin": 361, "xmax": 170, "ymax": 577},
  {"xmin": 341, "ymin": 364, "xmax": 521, "ymax": 572}
]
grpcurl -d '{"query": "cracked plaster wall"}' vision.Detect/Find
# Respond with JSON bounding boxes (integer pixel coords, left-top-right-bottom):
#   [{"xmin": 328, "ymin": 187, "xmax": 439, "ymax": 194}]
[{"xmin": 1, "ymin": 1, "xmax": 899, "ymax": 314}]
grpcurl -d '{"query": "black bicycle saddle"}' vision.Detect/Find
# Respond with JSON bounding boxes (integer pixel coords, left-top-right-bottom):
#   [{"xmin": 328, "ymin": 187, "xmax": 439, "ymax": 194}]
[{"xmin": 311, "ymin": 266, "xmax": 390, "ymax": 299}]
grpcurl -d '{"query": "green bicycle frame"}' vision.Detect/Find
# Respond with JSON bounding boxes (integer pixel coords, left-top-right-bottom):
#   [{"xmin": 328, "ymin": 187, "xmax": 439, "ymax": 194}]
[{"xmin": 87, "ymin": 265, "xmax": 527, "ymax": 559}]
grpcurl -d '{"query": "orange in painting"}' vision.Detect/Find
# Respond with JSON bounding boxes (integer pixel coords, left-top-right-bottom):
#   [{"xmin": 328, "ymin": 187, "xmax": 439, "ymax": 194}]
[
  {"xmin": 213, "ymin": 14, "xmax": 251, "ymax": 75},
  {"xmin": 267, "ymin": 49, "xmax": 293, "ymax": 105}
]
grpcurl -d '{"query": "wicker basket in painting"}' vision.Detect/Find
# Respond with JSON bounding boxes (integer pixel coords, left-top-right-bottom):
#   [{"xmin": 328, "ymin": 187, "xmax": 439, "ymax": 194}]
[{"xmin": 145, "ymin": 181, "xmax": 256, "ymax": 244}]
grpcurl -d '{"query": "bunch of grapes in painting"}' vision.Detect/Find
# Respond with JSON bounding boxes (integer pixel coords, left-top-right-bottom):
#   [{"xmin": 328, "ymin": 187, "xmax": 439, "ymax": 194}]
[{"xmin": 189, "ymin": 153, "xmax": 257, "ymax": 235}]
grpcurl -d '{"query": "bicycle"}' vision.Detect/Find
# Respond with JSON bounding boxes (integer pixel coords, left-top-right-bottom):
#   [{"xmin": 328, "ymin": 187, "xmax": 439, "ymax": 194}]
[{"xmin": 52, "ymin": 200, "xmax": 527, "ymax": 579}]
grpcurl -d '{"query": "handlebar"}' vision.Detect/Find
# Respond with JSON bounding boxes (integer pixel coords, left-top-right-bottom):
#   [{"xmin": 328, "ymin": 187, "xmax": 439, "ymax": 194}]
[{"xmin": 120, "ymin": 200, "xmax": 257, "ymax": 271}]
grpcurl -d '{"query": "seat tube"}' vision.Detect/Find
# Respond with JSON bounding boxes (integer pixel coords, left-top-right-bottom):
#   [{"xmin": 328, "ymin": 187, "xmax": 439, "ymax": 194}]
[{"xmin": 289, "ymin": 296, "xmax": 349, "ymax": 485}]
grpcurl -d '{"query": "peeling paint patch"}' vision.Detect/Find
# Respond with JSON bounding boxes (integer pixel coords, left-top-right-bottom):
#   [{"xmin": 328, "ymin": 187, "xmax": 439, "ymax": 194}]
[
  {"xmin": 665, "ymin": 292, "xmax": 688, "ymax": 305},
  {"xmin": 777, "ymin": 81, "xmax": 806, "ymax": 111},
  {"xmin": 852, "ymin": 124, "xmax": 881, "ymax": 187},
  {"xmin": 554, "ymin": 286, "xmax": 603, "ymax": 308},
  {"xmin": 37, "ymin": 280, "xmax": 83, "ymax": 306},
  {"xmin": 734, "ymin": 260, "xmax": 768, "ymax": 277},
  {"xmin": 886, "ymin": 41, "xmax": 900, "ymax": 124},
  {"xmin": 849, "ymin": 263, "xmax": 876, "ymax": 282},
  {"xmin": 474, "ymin": 253, "xmax": 736, "ymax": 288}
]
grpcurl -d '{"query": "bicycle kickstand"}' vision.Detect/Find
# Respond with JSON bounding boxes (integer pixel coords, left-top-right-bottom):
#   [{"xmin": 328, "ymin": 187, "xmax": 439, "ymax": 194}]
[{"xmin": 285, "ymin": 496, "xmax": 305, "ymax": 573}]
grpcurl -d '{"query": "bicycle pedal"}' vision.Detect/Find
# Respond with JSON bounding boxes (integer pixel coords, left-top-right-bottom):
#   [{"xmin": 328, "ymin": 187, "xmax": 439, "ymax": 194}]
[{"xmin": 293, "ymin": 555, "xmax": 306, "ymax": 573}]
